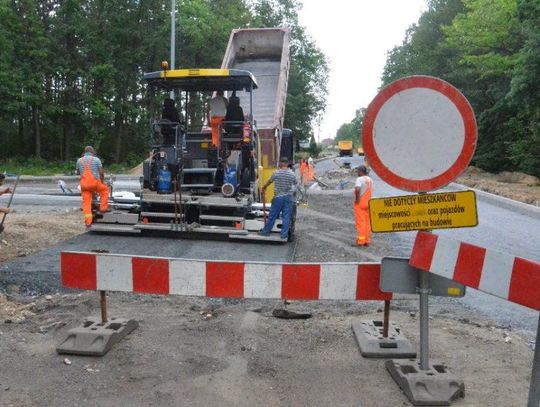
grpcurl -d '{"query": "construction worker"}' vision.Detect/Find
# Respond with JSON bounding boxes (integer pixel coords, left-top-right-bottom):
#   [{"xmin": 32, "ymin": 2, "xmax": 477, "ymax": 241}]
[
  {"xmin": 76, "ymin": 146, "xmax": 109, "ymax": 227},
  {"xmin": 207, "ymin": 90, "xmax": 228, "ymax": 147},
  {"xmin": 299, "ymin": 159, "xmax": 308, "ymax": 184},
  {"xmin": 0, "ymin": 173, "xmax": 12, "ymax": 202},
  {"xmin": 0, "ymin": 174, "xmax": 12, "ymax": 233},
  {"xmin": 259, "ymin": 157, "xmax": 297, "ymax": 241},
  {"xmin": 354, "ymin": 165, "xmax": 373, "ymax": 246},
  {"xmin": 162, "ymin": 98, "xmax": 181, "ymax": 123},
  {"xmin": 307, "ymin": 157, "xmax": 315, "ymax": 181}
]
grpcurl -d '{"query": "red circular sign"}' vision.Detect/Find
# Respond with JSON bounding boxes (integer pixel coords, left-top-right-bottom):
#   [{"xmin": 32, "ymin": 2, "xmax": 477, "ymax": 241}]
[{"xmin": 362, "ymin": 76, "xmax": 477, "ymax": 192}]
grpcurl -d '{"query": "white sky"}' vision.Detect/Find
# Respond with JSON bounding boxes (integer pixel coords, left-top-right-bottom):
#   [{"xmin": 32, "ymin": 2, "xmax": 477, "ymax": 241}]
[{"xmin": 298, "ymin": 0, "xmax": 427, "ymax": 141}]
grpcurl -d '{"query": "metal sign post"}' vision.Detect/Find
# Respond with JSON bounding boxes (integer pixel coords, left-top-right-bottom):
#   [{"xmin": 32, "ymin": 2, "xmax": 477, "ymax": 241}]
[
  {"xmin": 169, "ymin": 0, "xmax": 176, "ymax": 99},
  {"xmin": 529, "ymin": 313, "xmax": 540, "ymax": 407},
  {"xmin": 384, "ymin": 257, "xmax": 466, "ymax": 405},
  {"xmin": 418, "ymin": 272, "xmax": 430, "ymax": 371}
]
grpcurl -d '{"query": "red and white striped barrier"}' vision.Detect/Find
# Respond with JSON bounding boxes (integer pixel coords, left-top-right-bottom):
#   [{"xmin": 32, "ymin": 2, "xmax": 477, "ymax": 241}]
[
  {"xmin": 61, "ymin": 252, "xmax": 392, "ymax": 301},
  {"xmin": 410, "ymin": 231, "xmax": 540, "ymax": 310}
]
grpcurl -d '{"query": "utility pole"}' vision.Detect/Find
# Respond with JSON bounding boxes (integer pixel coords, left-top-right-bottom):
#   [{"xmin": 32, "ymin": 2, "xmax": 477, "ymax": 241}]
[{"xmin": 170, "ymin": 0, "xmax": 176, "ymax": 99}]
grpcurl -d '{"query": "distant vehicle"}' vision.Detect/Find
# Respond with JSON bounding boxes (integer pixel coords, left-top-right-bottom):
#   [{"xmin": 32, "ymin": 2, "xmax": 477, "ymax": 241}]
[
  {"xmin": 338, "ymin": 140, "xmax": 353, "ymax": 157},
  {"xmin": 357, "ymin": 146, "xmax": 364, "ymax": 156}
]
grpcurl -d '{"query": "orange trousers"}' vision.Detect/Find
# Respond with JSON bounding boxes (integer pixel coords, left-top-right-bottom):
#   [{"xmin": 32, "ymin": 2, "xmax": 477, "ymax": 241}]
[
  {"xmin": 81, "ymin": 177, "xmax": 109, "ymax": 225},
  {"xmin": 300, "ymin": 164, "xmax": 308, "ymax": 184},
  {"xmin": 307, "ymin": 164, "xmax": 314, "ymax": 181},
  {"xmin": 210, "ymin": 116, "xmax": 224, "ymax": 147},
  {"xmin": 354, "ymin": 203, "xmax": 370, "ymax": 245}
]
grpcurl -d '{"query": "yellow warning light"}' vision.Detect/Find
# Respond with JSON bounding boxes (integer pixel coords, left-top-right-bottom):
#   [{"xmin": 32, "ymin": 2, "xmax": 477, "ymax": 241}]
[
  {"xmin": 161, "ymin": 60, "xmax": 169, "ymax": 71},
  {"xmin": 447, "ymin": 287, "xmax": 462, "ymax": 297}
]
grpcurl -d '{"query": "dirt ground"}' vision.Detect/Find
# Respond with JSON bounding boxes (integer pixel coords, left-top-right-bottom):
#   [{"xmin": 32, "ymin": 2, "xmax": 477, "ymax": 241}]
[
  {"xmin": 0, "ymin": 190, "xmax": 537, "ymax": 406},
  {"xmin": 456, "ymin": 166, "xmax": 540, "ymax": 206},
  {"xmin": 0, "ymin": 210, "xmax": 83, "ymax": 265},
  {"xmin": 0, "ymin": 292, "xmax": 534, "ymax": 406}
]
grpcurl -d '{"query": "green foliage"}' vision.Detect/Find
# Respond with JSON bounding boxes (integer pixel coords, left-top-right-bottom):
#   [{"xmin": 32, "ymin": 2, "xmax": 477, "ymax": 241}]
[
  {"xmin": 0, "ymin": 158, "xmax": 75, "ymax": 176},
  {"xmin": 346, "ymin": 0, "xmax": 540, "ymax": 177},
  {"xmin": 0, "ymin": 0, "xmax": 328, "ymax": 171},
  {"xmin": 308, "ymin": 135, "xmax": 322, "ymax": 157},
  {"xmin": 335, "ymin": 108, "xmax": 365, "ymax": 148}
]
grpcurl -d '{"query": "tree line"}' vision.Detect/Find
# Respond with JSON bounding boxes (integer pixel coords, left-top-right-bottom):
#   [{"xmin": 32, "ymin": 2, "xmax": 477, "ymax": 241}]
[
  {"xmin": 0, "ymin": 0, "xmax": 328, "ymax": 166},
  {"xmin": 338, "ymin": 0, "xmax": 539, "ymax": 177}
]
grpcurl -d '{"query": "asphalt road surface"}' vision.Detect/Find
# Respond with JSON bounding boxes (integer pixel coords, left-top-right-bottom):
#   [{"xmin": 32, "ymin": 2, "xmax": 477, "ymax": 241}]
[{"xmin": 320, "ymin": 155, "xmax": 540, "ymax": 335}]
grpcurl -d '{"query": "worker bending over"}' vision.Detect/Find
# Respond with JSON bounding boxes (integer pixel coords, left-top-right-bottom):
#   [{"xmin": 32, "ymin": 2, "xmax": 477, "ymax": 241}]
[
  {"xmin": 0, "ymin": 173, "xmax": 12, "ymax": 213},
  {"xmin": 207, "ymin": 90, "xmax": 228, "ymax": 147},
  {"xmin": 259, "ymin": 157, "xmax": 297, "ymax": 241},
  {"xmin": 76, "ymin": 146, "xmax": 109, "ymax": 227},
  {"xmin": 354, "ymin": 165, "xmax": 373, "ymax": 246}
]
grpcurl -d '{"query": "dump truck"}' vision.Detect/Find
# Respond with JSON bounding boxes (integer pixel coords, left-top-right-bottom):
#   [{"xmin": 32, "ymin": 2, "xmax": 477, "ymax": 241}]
[
  {"xmin": 221, "ymin": 28, "xmax": 292, "ymax": 201},
  {"xmin": 338, "ymin": 140, "xmax": 353, "ymax": 157},
  {"xmin": 91, "ymin": 28, "xmax": 295, "ymax": 242}
]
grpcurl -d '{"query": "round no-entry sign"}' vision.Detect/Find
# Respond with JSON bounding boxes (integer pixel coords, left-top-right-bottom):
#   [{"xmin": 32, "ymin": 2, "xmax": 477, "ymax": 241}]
[{"xmin": 362, "ymin": 76, "xmax": 477, "ymax": 192}]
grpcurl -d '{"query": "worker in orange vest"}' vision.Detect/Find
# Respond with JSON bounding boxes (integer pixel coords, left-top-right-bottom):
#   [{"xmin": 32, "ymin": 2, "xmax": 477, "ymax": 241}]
[
  {"xmin": 76, "ymin": 146, "xmax": 109, "ymax": 227},
  {"xmin": 307, "ymin": 156, "xmax": 315, "ymax": 181},
  {"xmin": 207, "ymin": 90, "xmax": 228, "ymax": 147},
  {"xmin": 353, "ymin": 165, "xmax": 373, "ymax": 246},
  {"xmin": 299, "ymin": 159, "xmax": 308, "ymax": 184}
]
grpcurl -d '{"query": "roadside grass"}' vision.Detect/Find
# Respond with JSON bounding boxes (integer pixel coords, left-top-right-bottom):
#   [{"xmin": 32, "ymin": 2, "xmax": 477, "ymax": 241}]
[{"xmin": 1, "ymin": 158, "xmax": 134, "ymax": 176}]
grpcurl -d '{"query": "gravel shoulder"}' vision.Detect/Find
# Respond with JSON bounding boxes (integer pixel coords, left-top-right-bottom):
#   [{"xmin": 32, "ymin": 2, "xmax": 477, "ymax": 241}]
[
  {"xmin": 0, "ymin": 210, "xmax": 84, "ymax": 265},
  {"xmin": 0, "ymin": 292, "xmax": 534, "ymax": 407},
  {"xmin": 457, "ymin": 166, "xmax": 540, "ymax": 206}
]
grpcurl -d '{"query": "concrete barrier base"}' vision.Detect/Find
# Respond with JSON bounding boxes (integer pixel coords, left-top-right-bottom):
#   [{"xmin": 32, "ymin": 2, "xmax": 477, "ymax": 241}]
[
  {"xmin": 352, "ymin": 319, "xmax": 416, "ymax": 358},
  {"xmin": 56, "ymin": 317, "xmax": 138, "ymax": 356},
  {"xmin": 386, "ymin": 359, "xmax": 465, "ymax": 406}
]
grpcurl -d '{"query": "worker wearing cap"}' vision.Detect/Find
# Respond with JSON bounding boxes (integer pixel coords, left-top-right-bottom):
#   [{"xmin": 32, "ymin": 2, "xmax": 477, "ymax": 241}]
[
  {"xmin": 76, "ymin": 146, "xmax": 109, "ymax": 227},
  {"xmin": 354, "ymin": 165, "xmax": 373, "ymax": 246},
  {"xmin": 259, "ymin": 157, "xmax": 297, "ymax": 241},
  {"xmin": 207, "ymin": 90, "xmax": 228, "ymax": 147}
]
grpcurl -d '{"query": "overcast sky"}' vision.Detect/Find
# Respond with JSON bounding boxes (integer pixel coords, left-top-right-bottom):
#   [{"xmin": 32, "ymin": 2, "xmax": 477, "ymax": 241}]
[{"xmin": 298, "ymin": 0, "xmax": 427, "ymax": 141}]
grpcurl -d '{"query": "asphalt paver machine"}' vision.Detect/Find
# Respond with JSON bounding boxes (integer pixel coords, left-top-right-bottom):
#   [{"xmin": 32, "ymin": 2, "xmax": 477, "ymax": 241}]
[{"xmin": 92, "ymin": 28, "xmax": 294, "ymax": 241}]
